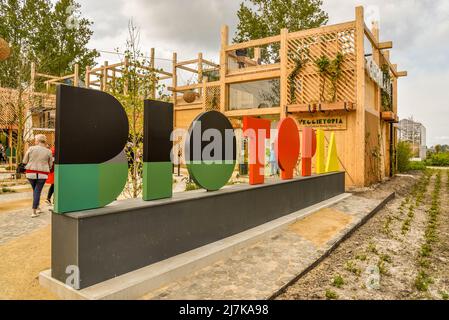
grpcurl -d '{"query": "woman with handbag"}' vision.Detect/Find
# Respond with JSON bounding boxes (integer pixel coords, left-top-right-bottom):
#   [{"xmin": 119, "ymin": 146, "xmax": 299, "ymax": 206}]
[{"xmin": 22, "ymin": 134, "xmax": 53, "ymax": 218}]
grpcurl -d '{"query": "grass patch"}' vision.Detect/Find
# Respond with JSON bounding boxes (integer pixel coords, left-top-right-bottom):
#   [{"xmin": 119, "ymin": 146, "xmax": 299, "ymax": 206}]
[
  {"xmin": 415, "ymin": 271, "xmax": 433, "ymax": 292},
  {"xmin": 325, "ymin": 289, "xmax": 339, "ymax": 300},
  {"xmin": 367, "ymin": 242, "xmax": 379, "ymax": 255},
  {"xmin": 332, "ymin": 275, "xmax": 345, "ymax": 288},
  {"xmin": 185, "ymin": 181, "xmax": 202, "ymax": 191},
  {"xmin": 355, "ymin": 254, "xmax": 367, "ymax": 262},
  {"xmin": 414, "ymin": 171, "xmax": 441, "ymax": 293},
  {"xmin": 345, "ymin": 261, "xmax": 362, "ymax": 276}
]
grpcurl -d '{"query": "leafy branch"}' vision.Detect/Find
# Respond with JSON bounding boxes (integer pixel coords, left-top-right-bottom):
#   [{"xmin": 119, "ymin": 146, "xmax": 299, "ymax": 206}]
[{"xmin": 315, "ymin": 52, "xmax": 344, "ymax": 103}]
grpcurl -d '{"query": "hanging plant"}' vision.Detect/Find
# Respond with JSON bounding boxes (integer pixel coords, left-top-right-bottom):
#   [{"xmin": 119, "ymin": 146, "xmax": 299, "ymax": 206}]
[
  {"xmin": 381, "ymin": 64, "xmax": 392, "ymax": 111},
  {"xmin": 315, "ymin": 55, "xmax": 330, "ymax": 102},
  {"xmin": 288, "ymin": 48, "xmax": 309, "ymax": 104},
  {"xmin": 183, "ymin": 91, "xmax": 197, "ymax": 103},
  {"xmin": 315, "ymin": 52, "xmax": 344, "ymax": 103}
]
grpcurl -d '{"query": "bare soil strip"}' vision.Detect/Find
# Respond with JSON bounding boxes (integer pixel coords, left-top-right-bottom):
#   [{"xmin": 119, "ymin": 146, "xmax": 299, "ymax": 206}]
[{"xmin": 278, "ymin": 171, "xmax": 449, "ymax": 300}]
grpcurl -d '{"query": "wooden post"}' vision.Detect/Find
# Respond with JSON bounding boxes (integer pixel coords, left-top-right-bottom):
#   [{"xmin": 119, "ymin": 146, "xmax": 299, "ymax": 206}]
[
  {"xmin": 172, "ymin": 52, "xmax": 178, "ymax": 128},
  {"xmin": 254, "ymin": 47, "xmax": 261, "ymax": 64},
  {"xmin": 74, "ymin": 63, "xmax": 80, "ymax": 87},
  {"xmin": 355, "ymin": 5, "xmax": 366, "ymax": 187},
  {"xmin": 150, "ymin": 48, "xmax": 156, "ymax": 99},
  {"xmin": 372, "ymin": 21, "xmax": 380, "ymax": 113},
  {"xmin": 280, "ymin": 28, "xmax": 288, "ymax": 119},
  {"xmin": 102, "ymin": 61, "xmax": 108, "ymax": 91},
  {"xmin": 30, "ymin": 62, "xmax": 36, "ymax": 92},
  {"xmin": 198, "ymin": 52, "xmax": 203, "ymax": 97},
  {"xmin": 124, "ymin": 58, "xmax": 129, "ymax": 95},
  {"xmin": 8, "ymin": 128, "xmax": 12, "ymax": 169},
  {"xmin": 112, "ymin": 69, "xmax": 116, "ymax": 92},
  {"xmin": 219, "ymin": 25, "xmax": 229, "ymax": 113},
  {"xmin": 202, "ymin": 79, "xmax": 207, "ymax": 111},
  {"xmin": 85, "ymin": 66, "xmax": 90, "ymax": 89}
]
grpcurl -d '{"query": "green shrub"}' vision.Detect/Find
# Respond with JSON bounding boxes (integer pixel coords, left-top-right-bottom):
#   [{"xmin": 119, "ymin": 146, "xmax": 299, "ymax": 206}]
[
  {"xmin": 397, "ymin": 141, "xmax": 412, "ymax": 172},
  {"xmin": 426, "ymin": 152, "xmax": 449, "ymax": 167},
  {"xmin": 185, "ymin": 181, "xmax": 201, "ymax": 191},
  {"xmin": 408, "ymin": 161, "xmax": 426, "ymax": 171}
]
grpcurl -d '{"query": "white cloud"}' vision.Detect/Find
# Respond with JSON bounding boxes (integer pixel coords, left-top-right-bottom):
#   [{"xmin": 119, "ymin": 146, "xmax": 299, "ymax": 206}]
[{"xmin": 74, "ymin": 0, "xmax": 449, "ymax": 146}]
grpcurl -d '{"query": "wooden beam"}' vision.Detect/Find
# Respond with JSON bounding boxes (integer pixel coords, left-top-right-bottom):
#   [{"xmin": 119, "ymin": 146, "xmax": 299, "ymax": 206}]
[
  {"xmin": 225, "ymin": 34, "xmax": 281, "ymax": 52},
  {"xmin": 198, "ymin": 52, "xmax": 203, "ymax": 97},
  {"xmin": 74, "ymin": 64, "xmax": 79, "ymax": 87},
  {"xmin": 172, "ymin": 52, "xmax": 178, "ymax": 112},
  {"xmin": 85, "ymin": 66, "xmax": 90, "ymax": 89},
  {"xmin": 177, "ymin": 65, "xmax": 198, "ymax": 74},
  {"xmin": 36, "ymin": 73, "xmax": 60, "ymax": 79},
  {"xmin": 397, "ymin": 71, "xmax": 408, "ymax": 77},
  {"xmin": 176, "ymin": 59, "xmax": 198, "ymax": 66},
  {"xmin": 45, "ymin": 73, "xmax": 75, "ymax": 84},
  {"xmin": 150, "ymin": 48, "xmax": 156, "ymax": 99},
  {"xmin": 355, "ymin": 5, "xmax": 366, "ymax": 187},
  {"xmin": 202, "ymin": 59, "xmax": 219, "ymax": 68},
  {"xmin": 280, "ymin": 28, "xmax": 288, "ymax": 119},
  {"xmin": 220, "ymin": 25, "xmax": 229, "ymax": 113},
  {"xmin": 225, "ymin": 69, "xmax": 280, "ymax": 84},
  {"xmin": 124, "ymin": 57, "xmax": 129, "ymax": 95},
  {"xmin": 225, "ymin": 107, "xmax": 281, "ymax": 118},
  {"xmin": 102, "ymin": 61, "xmax": 108, "ymax": 91},
  {"xmin": 30, "ymin": 62, "xmax": 36, "ymax": 92},
  {"xmin": 379, "ymin": 41, "xmax": 393, "ymax": 50},
  {"xmin": 288, "ymin": 21, "xmax": 356, "ymax": 39},
  {"xmin": 169, "ymin": 83, "xmax": 202, "ymax": 92}
]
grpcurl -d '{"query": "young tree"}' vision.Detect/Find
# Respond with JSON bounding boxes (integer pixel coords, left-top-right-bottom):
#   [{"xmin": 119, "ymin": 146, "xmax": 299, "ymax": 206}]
[
  {"xmin": 0, "ymin": 0, "xmax": 98, "ymax": 89},
  {"xmin": 234, "ymin": 0, "xmax": 328, "ymax": 61},
  {"xmin": 111, "ymin": 21, "xmax": 169, "ymax": 199},
  {"xmin": 0, "ymin": 0, "xmax": 98, "ymax": 167}
]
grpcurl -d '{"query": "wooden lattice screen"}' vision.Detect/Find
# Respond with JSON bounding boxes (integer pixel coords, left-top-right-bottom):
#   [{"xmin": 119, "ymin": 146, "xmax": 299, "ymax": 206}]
[
  {"xmin": 204, "ymin": 83, "xmax": 221, "ymax": 112},
  {"xmin": 287, "ymin": 23, "xmax": 357, "ymax": 105}
]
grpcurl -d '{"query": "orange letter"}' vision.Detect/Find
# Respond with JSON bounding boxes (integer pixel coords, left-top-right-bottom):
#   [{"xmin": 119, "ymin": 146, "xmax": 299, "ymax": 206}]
[
  {"xmin": 276, "ymin": 118, "xmax": 300, "ymax": 180},
  {"xmin": 243, "ymin": 117, "xmax": 271, "ymax": 185},
  {"xmin": 301, "ymin": 127, "xmax": 316, "ymax": 177}
]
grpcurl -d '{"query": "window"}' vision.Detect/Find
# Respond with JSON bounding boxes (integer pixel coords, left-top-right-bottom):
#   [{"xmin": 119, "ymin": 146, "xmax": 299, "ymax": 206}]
[{"xmin": 228, "ymin": 78, "xmax": 280, "ymax": 110}]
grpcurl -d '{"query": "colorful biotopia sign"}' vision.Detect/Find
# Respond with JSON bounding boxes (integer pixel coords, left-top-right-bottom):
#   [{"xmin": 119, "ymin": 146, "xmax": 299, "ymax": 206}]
[{"xmin": 54, "ymin": 86, "xmax": 340, "ymax": 214}]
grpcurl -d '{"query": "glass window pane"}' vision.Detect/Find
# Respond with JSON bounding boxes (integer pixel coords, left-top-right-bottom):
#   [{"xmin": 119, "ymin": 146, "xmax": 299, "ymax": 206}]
[{"xmin": 229, "ymin": 78, "xmax": 280, "ymax": 110}]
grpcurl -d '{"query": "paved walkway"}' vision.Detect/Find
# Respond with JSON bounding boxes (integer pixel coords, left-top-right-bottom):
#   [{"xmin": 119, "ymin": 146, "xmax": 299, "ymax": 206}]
[{"xmin": 142, "ymin": 194, "xmax": 388, "ymax": 300}]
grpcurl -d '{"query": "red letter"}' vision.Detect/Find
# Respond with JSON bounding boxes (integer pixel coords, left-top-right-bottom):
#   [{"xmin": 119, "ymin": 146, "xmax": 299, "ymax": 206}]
[
  {"xmin": 243, "ymin": 117, "xmax": 271, "ymax": 185},
  {"xmin": 301, "ymin": 127, "xmax": 316, "ymax": 177},
  {"xmin": 275, "ymin": 118, "xmax": 300, "ymax": 180}
]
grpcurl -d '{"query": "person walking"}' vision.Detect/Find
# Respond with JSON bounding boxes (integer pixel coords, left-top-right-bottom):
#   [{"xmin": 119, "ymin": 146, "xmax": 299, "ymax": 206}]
[
  {"xmin": 23, "ymin": 134, "xmax": 53, "ymax": 218},
  {"xmin": 269, "ymin": 143, "xmax": 279, "ymax": 176},
  {"xmin": 0, "ymin": 142, "xmax": 5, "ymax": 164},
  {"xmin": 45, "ymin": 146, "xmax": 55, "ymax": 205}
]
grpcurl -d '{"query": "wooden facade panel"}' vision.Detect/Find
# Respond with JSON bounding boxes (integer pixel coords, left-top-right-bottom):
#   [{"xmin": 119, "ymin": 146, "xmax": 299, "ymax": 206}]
[{"xmin": 175, "ymin": 108, "xmax": 203, "ymax": 129}]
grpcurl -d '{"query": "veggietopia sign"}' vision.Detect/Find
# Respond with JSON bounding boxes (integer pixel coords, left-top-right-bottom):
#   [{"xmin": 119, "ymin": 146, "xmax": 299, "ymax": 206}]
[{"xmin": 54, "ymin": 86, "xmax": 340, "ymax": 214}]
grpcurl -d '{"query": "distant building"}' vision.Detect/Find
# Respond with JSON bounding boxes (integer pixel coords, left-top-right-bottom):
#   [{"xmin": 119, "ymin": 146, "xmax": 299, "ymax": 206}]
[{"xmin": 397, "ymin": 118, "xmax": 427, "ymax": 160}]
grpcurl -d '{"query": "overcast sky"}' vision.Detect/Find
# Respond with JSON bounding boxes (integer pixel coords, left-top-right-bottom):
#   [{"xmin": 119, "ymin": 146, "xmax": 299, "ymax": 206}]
[{"xmin": 74, "ymin": 0, "xmax": 449, "ymax": 147}]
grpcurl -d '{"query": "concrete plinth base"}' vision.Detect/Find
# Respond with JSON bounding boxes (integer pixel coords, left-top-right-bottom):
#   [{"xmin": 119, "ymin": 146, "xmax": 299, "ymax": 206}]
[
  {"xmin": 50, "ymin": 172, "xmax": 345, "ymax": 289},
  {"xmin": 40, "ymin": 193, "xmax": 350, "ymax": 300}
]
